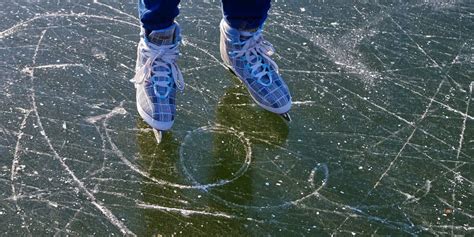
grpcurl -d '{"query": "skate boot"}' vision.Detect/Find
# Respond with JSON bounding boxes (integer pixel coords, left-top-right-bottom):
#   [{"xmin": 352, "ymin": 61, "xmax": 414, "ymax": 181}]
[
  {"xmin": 219, "ymin": 19, "xmax": 292, "ymax": 121},
  {"xmin": 132, "ymin": 23, "xmax": 184, "ymax": 143}
]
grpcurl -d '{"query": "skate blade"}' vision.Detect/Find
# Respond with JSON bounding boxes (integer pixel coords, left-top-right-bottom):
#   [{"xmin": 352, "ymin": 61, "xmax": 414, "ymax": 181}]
[
  {"xmin": 227, "ymin": 67, "xmax": 237, "ymax": 76},
  {"xmin": 280, "ymin": 113, "xmax": 292, "ymax": 122},
  {"xmin": 153, "ymin": 129, "xmax": 163, "ymax": 144}
]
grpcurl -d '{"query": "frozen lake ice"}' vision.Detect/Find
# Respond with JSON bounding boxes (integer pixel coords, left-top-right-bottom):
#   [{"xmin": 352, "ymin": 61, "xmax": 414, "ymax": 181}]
[{"xmin": 0, "ymin": 0, "xmax": 473, "ymax": 235}]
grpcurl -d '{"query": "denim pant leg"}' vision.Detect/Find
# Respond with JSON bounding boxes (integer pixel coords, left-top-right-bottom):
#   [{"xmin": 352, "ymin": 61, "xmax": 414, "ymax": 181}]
[
  {"xmin": 138, "ymin": 0, "xmax": 181, "ymax": 31},
  {"xmin": 221, "ymin": 0, "xmax": 271, "ymax": 30},
  {"xmin": 138, "ymin": 0, "xmax": 271, "ymax": 31}
]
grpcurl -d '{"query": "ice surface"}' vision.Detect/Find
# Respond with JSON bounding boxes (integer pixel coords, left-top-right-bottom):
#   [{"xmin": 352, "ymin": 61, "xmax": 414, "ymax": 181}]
[{"xmin": 0, "ymin": 0, "xmax": 473, "ymax": 235}]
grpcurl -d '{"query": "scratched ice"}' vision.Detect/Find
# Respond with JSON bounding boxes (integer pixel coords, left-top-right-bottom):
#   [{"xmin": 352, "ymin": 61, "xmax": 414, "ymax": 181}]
[{"xmin": 0, "ymin": 0, "xmax": 473, "ymax": 235}]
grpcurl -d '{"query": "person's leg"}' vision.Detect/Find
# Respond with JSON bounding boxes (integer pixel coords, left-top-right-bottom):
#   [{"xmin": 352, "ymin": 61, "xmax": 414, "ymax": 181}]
[
  {"xmin": 219, "ymin": 0, "xmax": 292, "ymax": 119},
  {"xmin": 221, "ymin": 0, "xmax": 271, "ymax": 30},
  {"xmin": 134, "ymin": 0, "xmax": 184, "ymax": 143},
  {"xmin": 138, "ymin": 0, "xmax": 181, "ymax": 32}
]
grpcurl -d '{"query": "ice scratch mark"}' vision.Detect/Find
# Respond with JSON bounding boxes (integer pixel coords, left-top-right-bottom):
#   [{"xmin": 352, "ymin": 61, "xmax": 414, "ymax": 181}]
[
  {"xmin": 372, "ymin": 80, "xmax": 444, "ymax": 190},
  {"xmin": 436, "ymin": 195, "xmax": 474, "ymax": 219},
  {"xmin": 85, "ymin": 106, "xmax": 127, "ymax": 124},
  {"xmin": 93, "ymin": 0, "xmax": 138, "ymax": 21},
  {"xmin": 179, "ymin": 124, "xmax": 253, "ymax": 190},
  {"xmin": 389, "ymin": 79, "xmax": 474, "ymax": 119},
  {"xmin": 0, "ymin": 12, "xmax": 139, "ymax": 39},
  {"xmin": 189, "ymin": 162, "xmax": 329, "ymax": 210},
  {"xmin": 217, "ymin": 100, "xmax": 316, "ymax": 107},
  {"xmin": 98, "ymin": 107, "xmax": 243, "ymax": 190},
  {"xmin": 451, "ymin": 81, "xmax": 472, "ymax": 236},
  {"xmin": 291, "ymin": 163, "xmax": 329, "ymax": 205},
  {"xmin": 28, "ymin": 30, "xmax": 135, "ymax": 236},
  {"xmin": 280, "ymin": 69, "xmax": 341, "ymax": 75},
  {"xmin": 399, "ymin": 180, "xmax": 432, "ymax": 204},
  {"xmin": 388, "ymin": 14, "xmax": 464, "ymax": 91},
  {"xmin": 388, "ymin": 79, "xmax": 474, "ymax": 122},
  {"xmin": 21, "ymin": 63, "xmax": 87, "ymax": 72},
  {"xmin": 184, "ymin": 40, "xmax": 226, "ymax": 68},
  {"xmin": 455, "ymin": 82, "xmax": 472, "ymax": 161},
  {"xmin": 330, "ymin": 81, "xmax": 413, "ymax": 125},
  {"xmin": 10, "ymin": 108, "xmax": 32, "ymax": 235},
  {"xmin": 11, "ymin": 109, "xmax": 32, "ymax": 200},
  {"xmin": 6, "ymin": 29, "xmax": 51, "ymax": 235},
  {"xmin": 136, "ymin": 202, "xmax": 234, "ymax": 219},
  {"xmin": 53, "ymin": 207, "xmax": 84, "ymax": 237}
]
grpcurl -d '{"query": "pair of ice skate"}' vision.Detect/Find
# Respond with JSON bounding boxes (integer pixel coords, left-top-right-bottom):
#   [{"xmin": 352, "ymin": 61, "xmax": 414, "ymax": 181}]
[{"xmin": 132, "ymin": 20, "xmax": 292, "ymax": 143}]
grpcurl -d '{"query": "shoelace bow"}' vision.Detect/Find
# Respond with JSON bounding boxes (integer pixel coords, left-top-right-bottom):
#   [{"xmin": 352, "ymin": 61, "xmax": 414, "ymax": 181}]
[
  {"xmin": 229, "ymin": 30, "xmax": 278, "ymax": 86},
  {"xmin": 131, "ymin": 40, "xmax": 184, "ymax": 99}
]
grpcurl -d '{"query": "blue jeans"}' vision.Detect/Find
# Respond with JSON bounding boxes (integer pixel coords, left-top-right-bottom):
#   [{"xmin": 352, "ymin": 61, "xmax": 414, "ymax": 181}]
[{"xmin": 138, "ymin": 0, "xmax": 271, "ymax": 31}]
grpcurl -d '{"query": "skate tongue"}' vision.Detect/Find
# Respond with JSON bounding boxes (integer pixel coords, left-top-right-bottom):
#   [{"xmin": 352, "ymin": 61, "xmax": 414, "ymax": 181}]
[
  {"xmin": 148, "ymin": 24, "xmax": 177, "ymax": 45},
  {"xmin": 239, "ymin": 28, "xmax": 258, "ymax": 41}
]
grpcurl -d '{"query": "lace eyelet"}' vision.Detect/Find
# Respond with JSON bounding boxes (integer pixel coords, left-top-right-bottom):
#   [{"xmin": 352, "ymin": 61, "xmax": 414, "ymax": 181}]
[
  {"xmin": 257, "ymin": 75, "xmax": 273, "ymax": 87},
  {"xmin": 154, "ymin": 84, "xmax": 171, "ymax": 99}
]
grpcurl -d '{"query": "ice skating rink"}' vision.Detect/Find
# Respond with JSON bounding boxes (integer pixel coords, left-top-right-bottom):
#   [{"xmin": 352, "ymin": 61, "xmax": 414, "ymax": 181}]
[{"xmin": 0, "ymin": 0, "xmax": 472, "ymax": 235}]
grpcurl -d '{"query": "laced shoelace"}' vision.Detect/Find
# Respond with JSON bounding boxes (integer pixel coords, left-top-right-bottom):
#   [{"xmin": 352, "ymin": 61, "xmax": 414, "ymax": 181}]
[
  {"xmin": 229, "ymin": 30, "xmax": 278, "ymax": 87},
  {"xmin": 131, "ymin": 39, "xmax": 184, "ymax": 99}
]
